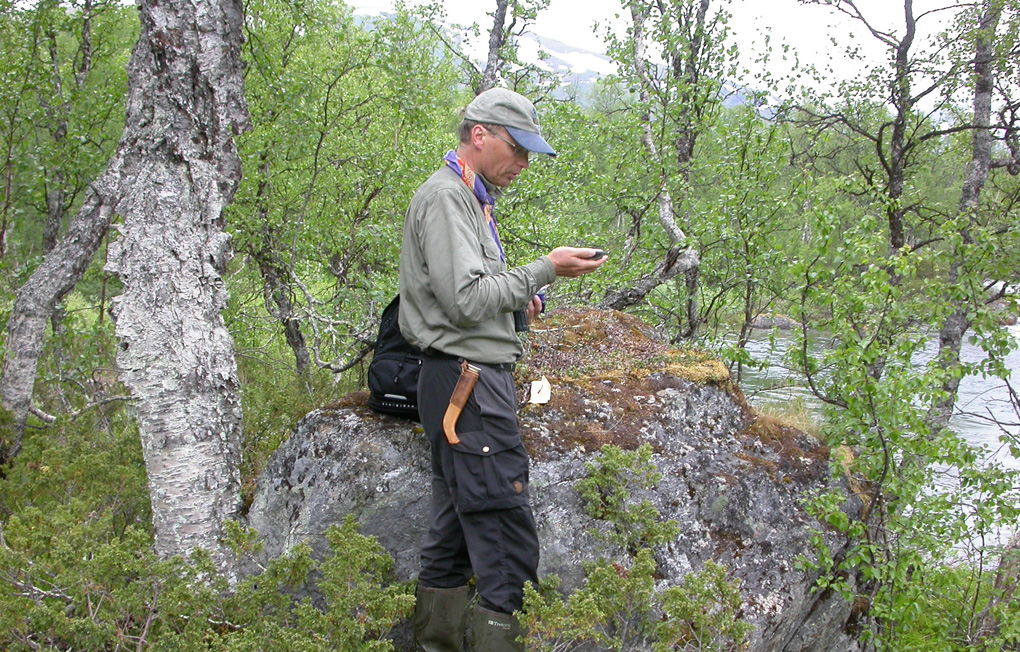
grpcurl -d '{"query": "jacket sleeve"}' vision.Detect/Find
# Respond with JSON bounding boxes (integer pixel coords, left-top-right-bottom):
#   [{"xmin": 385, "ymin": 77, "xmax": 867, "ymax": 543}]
[{"xmin": 416, "ymin": 187, "xmax": 556, "ymax": 328}]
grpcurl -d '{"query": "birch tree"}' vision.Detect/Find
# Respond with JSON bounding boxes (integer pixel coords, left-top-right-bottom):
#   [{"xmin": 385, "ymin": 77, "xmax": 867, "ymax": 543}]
[
  {"xmin": 929, "ymin": 0, "xmax": 1020, "ymax": 432},
  {"xmin": 936, "ymin": 3, "xmax": 1020, "ymax": 643},
  {"xmin": 419, "ymin": 0, "xmax": 552, "ymax": 95},
  {"xmin": 599, "ymin": 0, "xmax": 729, "ymax": 337},
  {"xmin": 2, "ymin": 0, "xmax": 250, "ymax": 577},
  {"xmin": 792, "ymin": 0, "xmax": 1020, "ymax": 447},
  {"xmin": 788, "ymin": 1, "xmax": 1020, "ymax": 645},
  {"xmin": 478, "ymin": 0, "xmax": 512, "ymax": 93},
  {"xmin": 231, "ymin": 0, "xmax": 458, "ymax": 377}
]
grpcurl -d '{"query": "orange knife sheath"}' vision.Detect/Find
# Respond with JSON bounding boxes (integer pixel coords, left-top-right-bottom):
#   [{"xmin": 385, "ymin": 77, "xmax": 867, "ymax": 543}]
[{"xmin": 442, "ymin": 362, "xmax": 480, "ymax": 445}]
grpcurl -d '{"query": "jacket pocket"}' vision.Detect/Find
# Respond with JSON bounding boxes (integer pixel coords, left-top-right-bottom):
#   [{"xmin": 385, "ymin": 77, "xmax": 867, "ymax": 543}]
[{"xmin": 479, "ymin": 238, "xmax": 503, "ymax": 274}]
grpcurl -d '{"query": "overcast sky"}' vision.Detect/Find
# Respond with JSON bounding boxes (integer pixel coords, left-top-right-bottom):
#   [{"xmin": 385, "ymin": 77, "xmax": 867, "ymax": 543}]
[{"xmin": 350, "ymin": 0, "xmax": 959, "ymax": 90}]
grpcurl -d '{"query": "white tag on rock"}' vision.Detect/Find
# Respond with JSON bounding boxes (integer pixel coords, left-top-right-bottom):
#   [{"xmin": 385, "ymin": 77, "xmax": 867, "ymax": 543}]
[{"xmin": 529, "ymin": 376, "xmax": 551, "ymax": 404}]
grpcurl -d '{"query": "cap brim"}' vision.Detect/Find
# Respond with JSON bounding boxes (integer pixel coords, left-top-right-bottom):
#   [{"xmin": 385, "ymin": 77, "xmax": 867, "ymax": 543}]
[{"xmin": 505, "ymin": 126, "xmax": 557, "ymax": 157}]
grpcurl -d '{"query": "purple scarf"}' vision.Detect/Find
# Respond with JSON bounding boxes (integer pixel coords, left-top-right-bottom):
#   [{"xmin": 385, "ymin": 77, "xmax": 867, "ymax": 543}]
[{"xmin": 444, "ymin": 150, "xmax": 505, "ymax": 262}]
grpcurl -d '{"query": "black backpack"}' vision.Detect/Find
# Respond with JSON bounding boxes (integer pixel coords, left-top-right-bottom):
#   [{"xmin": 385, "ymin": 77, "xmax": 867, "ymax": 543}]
[{"xmin": 367, "ymin": 295, "xmax": 423, "ymax": 419}]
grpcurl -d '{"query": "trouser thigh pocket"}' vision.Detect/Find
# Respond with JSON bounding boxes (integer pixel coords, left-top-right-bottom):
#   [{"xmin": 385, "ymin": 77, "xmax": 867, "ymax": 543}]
[{"xmin": 452, "ymin": 429, "xmax": 529, "ymax": 513}]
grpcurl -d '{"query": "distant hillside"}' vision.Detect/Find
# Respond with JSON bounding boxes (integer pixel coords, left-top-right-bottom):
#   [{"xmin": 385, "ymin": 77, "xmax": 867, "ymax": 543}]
[
  {"xmin": 517, "ymin": 31, "xmax": 617, "ymax": 89},
  {"xmin": 355, "ymin": 8, "xmax": 776, "ymax": 110}
]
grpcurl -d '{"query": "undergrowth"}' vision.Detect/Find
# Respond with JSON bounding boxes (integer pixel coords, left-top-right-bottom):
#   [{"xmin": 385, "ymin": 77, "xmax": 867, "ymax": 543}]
[{"xmin": 520, "ymin": 444, "xmax": 752, "ymax": 652}]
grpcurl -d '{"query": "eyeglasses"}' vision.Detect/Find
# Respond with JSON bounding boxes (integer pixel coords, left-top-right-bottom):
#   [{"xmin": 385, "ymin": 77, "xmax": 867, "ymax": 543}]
[{"xmin": 486, "ymin": 128, "xmax": 528, "ymax": 159}]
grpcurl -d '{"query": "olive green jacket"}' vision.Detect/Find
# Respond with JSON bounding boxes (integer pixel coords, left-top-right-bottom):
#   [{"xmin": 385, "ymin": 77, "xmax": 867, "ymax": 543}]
[{"xmin": 398, "ymin": 166, "xmax": 556, "ymax": 364}]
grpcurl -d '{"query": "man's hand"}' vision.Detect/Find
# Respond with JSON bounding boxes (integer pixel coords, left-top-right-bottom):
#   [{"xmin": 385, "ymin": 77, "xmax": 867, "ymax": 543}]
[
  {"xmin": 547, "ymin": 247, "xmax": 608, "ymax": 277},
  {"xmin": 526, "ymin": 295, "xmax": 543, "ymax": 323}
]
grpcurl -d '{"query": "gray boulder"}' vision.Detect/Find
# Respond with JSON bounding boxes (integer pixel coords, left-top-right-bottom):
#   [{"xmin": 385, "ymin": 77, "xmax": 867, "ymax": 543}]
[{"xmin": 247, "ymin": 308, "xmax": 862, "ymax": 652}]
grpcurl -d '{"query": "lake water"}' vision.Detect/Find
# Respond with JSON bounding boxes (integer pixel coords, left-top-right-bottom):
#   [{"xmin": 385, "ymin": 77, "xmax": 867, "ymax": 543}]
[{"xmin": 729, "ymin": 324, "xmax": 1020, "ymax": 472}]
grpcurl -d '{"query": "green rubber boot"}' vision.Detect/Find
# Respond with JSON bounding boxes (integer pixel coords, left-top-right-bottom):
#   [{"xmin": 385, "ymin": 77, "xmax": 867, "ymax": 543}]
[
  {"xmin": 413, "ymin": 584, "xmax": 471, "ymax": 652},
  {"xmin": 468, "ymin": 604, "xmax": 525, "ymax": 652}
]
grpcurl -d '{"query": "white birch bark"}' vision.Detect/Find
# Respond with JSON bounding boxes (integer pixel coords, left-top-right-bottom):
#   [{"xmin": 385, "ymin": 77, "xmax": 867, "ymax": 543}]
[
  {"xmin": 3, "ymin": 0, "xmax": 248, "ymax": 574},
  {"xmin": 599, "ymin": 1, "xmax": 700, "ymax": 313},
  {"xmin": 629, "ymin": 0, "xmax": 687, "ymax": 246},
  {"xmin": 100, "ymin": 0, "xmax": 249, "ymax": 579}
]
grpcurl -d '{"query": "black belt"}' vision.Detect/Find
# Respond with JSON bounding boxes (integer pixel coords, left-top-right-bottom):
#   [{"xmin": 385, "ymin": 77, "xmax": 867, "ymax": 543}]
[{"xmin": 424, "ymin": 348, "xmax": 515, "ymax": 373}]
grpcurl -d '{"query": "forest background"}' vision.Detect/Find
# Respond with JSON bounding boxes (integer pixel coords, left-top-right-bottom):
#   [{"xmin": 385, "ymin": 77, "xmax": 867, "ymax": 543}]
[{"xmin": 0, "ymin": 0, "xmax": 1019, "ymax": 649}]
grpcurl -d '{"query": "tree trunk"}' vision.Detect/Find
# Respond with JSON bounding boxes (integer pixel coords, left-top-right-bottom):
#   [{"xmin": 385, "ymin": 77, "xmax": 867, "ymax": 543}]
[
  {"xmin": 885, "ymin": 0, "xmax": 915, "ymax": 252},
  {"xmin": 42, "ymin": 172, "xmax": 65, "ymax": 255},
  {"xmin": 629, "ymin": 0, "xmax": 687, "ymax": 246},
  {"xmin": 1, "ymin": 190, "xmax": 111, "ymax": 453},
  {"xmin": 2, "ymin": 0, "xmax": 250, "ymax": 579},
  {"xmin": 103, "ymin": 0, "xmax": 250, "ymax": 579},
  {"xmin": 41, "ymin": 30, "xmax": 69, "ymax": 255},
  {"xmin": 928, "ymin": 0, "xmax": 1000, "ymax": 433},
  {"xmin": 673, "ymin": 0, "xmax": 711, "ymax": 338},
  {"xmin": 477, "ymin": 0, "xmax": 510, "ymax": 94},
  {"xmin": 251, "ymin": 157, "xmax": 311, "ymax": 376},
  {"xmin": 599, "ymin": 246, "xmax": 699, "ymax": 310},
  {"xmin": 256, "ymin": 250, "xmax": 311, "ymax": 376},
  {"xmin": 602, "ymin": 0, "xmax": 702, "ymax": 328}
]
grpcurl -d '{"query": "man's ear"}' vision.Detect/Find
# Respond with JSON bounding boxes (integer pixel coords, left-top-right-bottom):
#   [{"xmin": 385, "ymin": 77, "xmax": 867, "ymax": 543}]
[{"xmin": 470, "ymin": 124, "xmax": 487, "ymax": 150}]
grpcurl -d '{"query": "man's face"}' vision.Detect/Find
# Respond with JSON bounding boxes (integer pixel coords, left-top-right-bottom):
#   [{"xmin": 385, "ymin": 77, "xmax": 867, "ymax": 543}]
[{"xmin": 477, "ymin": 126, "xmax": 529, "ymax": 188}]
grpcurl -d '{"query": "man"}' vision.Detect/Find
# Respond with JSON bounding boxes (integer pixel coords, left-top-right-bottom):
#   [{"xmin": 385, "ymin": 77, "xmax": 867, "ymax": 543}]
[{"xmin": 399, "ymin": 87, "xmax": 606, "ymax": 652}]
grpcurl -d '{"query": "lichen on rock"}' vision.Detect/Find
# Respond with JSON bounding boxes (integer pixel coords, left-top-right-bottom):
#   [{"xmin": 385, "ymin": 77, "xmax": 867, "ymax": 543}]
[
  {"xmin": 247, "ymin": 307, "xmax": 863, "ymax": 652},
  {"xmin": 517, "ymin": 307, "xmax": 744, "ymax": 461}
]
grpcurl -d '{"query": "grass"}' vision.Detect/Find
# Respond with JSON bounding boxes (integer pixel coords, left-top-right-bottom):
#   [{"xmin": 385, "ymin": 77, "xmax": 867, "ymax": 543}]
[{"xmin": 754, "ymin": 396, "xmax": 822, "ymax": 438}]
